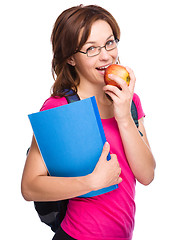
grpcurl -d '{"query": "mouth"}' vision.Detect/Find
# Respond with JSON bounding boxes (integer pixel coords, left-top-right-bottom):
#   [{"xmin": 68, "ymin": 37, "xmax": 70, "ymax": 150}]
[{"xmin": 96, "ymin": 64, "xmax": 111, "ymax": 75}]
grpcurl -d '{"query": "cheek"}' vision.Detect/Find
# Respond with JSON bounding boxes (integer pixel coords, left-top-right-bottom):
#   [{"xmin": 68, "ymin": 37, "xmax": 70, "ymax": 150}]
[
  {"xmin": 76, "ymin": 58, "xmax": 96, "ymax": 71},
  {"xmin": 74, "ymin": 58, "xmax": 96, "ymax": 78},
  {"xmin": 112, "ymin": 49, "xmax": 119, "ymax": 61}
]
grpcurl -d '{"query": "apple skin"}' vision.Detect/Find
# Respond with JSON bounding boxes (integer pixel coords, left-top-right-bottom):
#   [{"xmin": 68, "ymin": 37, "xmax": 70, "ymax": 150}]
[{"xmin": 104, "ymin": 64, "xmax": 130, "ymax": 88}]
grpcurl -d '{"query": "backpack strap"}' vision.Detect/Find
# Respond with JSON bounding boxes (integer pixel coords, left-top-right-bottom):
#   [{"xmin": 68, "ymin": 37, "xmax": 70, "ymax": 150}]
[
  {"xmin": 131, "ymin": 100, "xmax": 139, "ymax": 128},
  {"xmin": 65, "ymin": 89, "xmax": 80, "ymax": 103},
  {"xmin": 65, "ymin": 89, "xmax": 143, "ymax": 136},
  {"xmin": 131, "ymin": 100, "xmax": 143, "ymax": 136}
]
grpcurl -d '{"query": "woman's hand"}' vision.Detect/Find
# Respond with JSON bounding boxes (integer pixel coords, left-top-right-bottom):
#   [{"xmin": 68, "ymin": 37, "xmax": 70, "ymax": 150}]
[
  {"xmin": 89, "ymin": 142, "xmax": 122, "ymax": 191},
  {"xmin": 103, "ymin": 66, "xmax": 136, "ymax": 123}
]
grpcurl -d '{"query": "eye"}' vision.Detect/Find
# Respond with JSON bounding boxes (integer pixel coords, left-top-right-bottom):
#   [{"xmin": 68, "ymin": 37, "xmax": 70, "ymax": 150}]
[
  {"xmin": 106, "ymin": 40, "xmax": 114, "ymax": 46},
  {"xmin": 86, "ymin": 46, "xmax": 96, "ymax": 52}
]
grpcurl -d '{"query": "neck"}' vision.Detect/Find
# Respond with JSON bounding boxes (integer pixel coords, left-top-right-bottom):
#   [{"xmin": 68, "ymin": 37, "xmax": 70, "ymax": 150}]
[
  {"xmin": 77, "ymin": 83, "xmax": 111, "ymax": 106},
  {"xmin": 77, "ymin": 81, "xmax": 114, "ymax": 119}
]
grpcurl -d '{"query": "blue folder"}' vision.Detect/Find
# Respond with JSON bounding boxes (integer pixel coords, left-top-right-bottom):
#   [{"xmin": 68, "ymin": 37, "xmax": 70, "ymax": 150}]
[{"xmin": 28, "ymin": 96, "xmax": 118, "ymax": 197}]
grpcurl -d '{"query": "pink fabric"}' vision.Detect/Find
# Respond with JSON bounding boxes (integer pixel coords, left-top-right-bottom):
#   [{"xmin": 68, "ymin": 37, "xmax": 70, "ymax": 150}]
[{"xmin": 41, "ymin": 93, "xmax": 145, "ymax": 240}]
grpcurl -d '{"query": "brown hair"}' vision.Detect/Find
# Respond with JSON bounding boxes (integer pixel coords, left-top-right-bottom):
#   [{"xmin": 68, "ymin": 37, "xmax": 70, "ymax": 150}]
[{"xmin": 51, "ymin": 4, "xmax": 120, "ymax": 97}]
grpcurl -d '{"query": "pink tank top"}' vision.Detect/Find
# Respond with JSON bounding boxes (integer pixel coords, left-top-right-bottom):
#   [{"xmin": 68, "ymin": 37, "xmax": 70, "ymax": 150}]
[{"xmin": 41, "ymin": 93, "xmax": 145, "ymax": 240}]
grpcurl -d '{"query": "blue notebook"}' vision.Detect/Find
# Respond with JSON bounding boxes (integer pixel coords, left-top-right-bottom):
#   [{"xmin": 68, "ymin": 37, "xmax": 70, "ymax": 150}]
[{"xmin": 28, "ymin": 96, "xmax": 118, "ymax": 197}]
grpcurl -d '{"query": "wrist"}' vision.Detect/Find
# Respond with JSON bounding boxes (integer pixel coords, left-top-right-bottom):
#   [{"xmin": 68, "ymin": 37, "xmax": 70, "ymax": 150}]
[
  {"xmin": 79, "ymin": 173, "xmax": 97, "ymax": 192},
  {"xmin": 115, "ymin": 114, "xmax": 133, "ymax": 128},
  {"xmin": 86, "ymin": 173, "xmax": 99, "ymax": 191}
]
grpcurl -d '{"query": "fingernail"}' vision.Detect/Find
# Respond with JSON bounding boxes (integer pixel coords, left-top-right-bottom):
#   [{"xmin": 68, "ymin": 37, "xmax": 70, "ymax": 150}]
[{"xmin": 104, "ymin": 142, "xmax": 109, "ymax": 148}]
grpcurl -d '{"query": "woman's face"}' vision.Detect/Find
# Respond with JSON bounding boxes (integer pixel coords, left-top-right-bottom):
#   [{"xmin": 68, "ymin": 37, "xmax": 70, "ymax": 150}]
[{"xmin": 71, "ymin": 20, "xmax": 119, "ymax": 86}]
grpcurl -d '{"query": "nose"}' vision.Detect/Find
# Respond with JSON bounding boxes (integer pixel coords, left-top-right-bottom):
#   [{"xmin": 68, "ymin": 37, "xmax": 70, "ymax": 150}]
[{"xmin": 98, "ymin": 47, "xmax": 110, "ymax": 60}]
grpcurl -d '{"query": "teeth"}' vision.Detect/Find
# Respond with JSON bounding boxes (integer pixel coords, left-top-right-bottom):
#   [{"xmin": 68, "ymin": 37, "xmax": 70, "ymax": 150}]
[{"xmin": 97, "ymin": 64, "xmax": 110, "ymax": 70}]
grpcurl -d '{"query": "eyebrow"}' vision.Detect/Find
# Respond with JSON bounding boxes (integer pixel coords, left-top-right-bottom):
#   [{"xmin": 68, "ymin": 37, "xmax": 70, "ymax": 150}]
[{"xmin": 84, "ymin": 34, "xmax": 114, "ymax": 45}]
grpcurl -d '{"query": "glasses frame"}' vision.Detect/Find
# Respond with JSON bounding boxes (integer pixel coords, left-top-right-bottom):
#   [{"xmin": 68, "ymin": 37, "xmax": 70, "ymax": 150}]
[{"xmin": 76, "ymin": 39, "xmax": 119, "ymax": 57}]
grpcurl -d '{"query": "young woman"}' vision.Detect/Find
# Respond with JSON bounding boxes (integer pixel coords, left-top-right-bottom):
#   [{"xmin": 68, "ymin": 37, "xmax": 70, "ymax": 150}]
[{"xmin": 21, "ymin": 5, "xmax": 156, "ymax": 240}]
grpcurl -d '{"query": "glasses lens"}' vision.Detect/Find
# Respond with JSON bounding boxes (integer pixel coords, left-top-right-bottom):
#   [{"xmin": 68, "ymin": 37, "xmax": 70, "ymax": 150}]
[
  {"xmin": 87, "ymin": 48, "xmax": 99, "ymax": 57},
  {"xmin": 106, "ymin": 40, "xmax": 118, "ymax": 51}
]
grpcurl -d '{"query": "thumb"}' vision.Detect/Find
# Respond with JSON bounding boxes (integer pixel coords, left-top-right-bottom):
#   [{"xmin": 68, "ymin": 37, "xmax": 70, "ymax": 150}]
[{"xmin": 99, "ymin": 142, "xmax": 110, "ymax": 161}]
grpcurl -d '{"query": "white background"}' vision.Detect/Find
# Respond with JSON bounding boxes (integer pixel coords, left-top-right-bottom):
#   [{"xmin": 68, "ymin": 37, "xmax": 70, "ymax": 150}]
[{"xmin": 1, "ymin": 0, "xmax": 185, "ymax": 239}]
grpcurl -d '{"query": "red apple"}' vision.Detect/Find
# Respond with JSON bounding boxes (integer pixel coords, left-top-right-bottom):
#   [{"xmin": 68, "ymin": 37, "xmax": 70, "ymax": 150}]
[{"xmin": 104, "ymin": 64, "xmax": 130, "ymax": 88}]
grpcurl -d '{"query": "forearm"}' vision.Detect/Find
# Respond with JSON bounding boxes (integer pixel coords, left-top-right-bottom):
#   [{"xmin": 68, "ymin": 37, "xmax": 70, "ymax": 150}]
[
  {"xmin": 22, "ymin": 174, "xmax": 93, "ymax": 202},
  {"xmin": 22, "ymin": 136, "xmax": 122, "ymax": 202},
  {"xmin": 117, "ymin": 117, "xmax": 156, "ymax": 185}
]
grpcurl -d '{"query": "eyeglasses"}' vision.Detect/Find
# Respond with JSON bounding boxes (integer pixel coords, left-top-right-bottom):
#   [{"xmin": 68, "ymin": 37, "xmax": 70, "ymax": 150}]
[{"xmin": 76, "ymin": 39, "xmax": 119, "ymax": 57}]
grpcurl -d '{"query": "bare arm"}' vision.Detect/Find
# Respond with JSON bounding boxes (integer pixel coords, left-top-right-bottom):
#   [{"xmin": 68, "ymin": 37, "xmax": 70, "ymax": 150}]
[
  {"xmin": 21, "ymin": 136, "xmax": 122, "ymax": 202},
  {"xmin": 116, "ymin": 116, "xmax": 155, "ymax": 185},
  {"xmin": 103, "ymin": 67, "xmax": 156, "ymax": 185}
]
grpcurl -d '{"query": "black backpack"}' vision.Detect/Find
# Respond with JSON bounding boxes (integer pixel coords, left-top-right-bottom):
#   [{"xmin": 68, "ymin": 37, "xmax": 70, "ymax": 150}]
[{"xmin": 32, "ymin": 90, "xmax": 142, "ymax": 232}]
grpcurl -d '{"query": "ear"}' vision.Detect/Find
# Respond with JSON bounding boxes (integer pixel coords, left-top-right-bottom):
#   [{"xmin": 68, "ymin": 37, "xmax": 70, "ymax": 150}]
[
  {"xmin": 116, "ymin": 57, "xmax": 120, "ymax": 64},
  {"xmin": 67, "ymin": 56, "xmax": 76, "ymax": 66}
]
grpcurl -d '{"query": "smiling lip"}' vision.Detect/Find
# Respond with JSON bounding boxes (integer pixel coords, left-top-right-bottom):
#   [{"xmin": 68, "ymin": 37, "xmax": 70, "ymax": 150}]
[
  {"xmin": 96, "ymin": 64, "xmax": 111, "ymax": 70},
  {"xmin": 96, "ymin": 64, "xmax": 112, "ymax": 75}
]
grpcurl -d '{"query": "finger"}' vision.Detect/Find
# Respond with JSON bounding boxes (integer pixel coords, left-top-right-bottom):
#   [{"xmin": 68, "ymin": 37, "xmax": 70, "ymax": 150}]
[
  {"xmin": 104, "ymin": 90, "xmax": 119, "ymax": 103},
  {"xmin": 106, "ymin": 74, "xmax": 129, "ymax": 92},
  {"xmin": 103, "ymin": 78, "xmax": 130, "ymax": 100},
  {"xmin": 129, "ymin": 80, "xmax": 135, "ymax": 96},
  {"xmin": 99, "ymin": 142, "xmax": 110, "ymax": 161},
  {"xmin": 117, "ymin": 177, "xmax": 122, "ymax": 184},
  {"xmin": 103, "ymin": 84, "xmax": 122, "ymax": 98}
]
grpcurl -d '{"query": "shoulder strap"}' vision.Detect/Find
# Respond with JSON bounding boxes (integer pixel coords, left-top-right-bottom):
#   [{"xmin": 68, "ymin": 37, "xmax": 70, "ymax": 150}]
[
  {"xmin": 131, "ymin": 100, "xmax": 143, "ymax": 136},
  {"xmin": 65, "ymin": 89, "xmax": 80, "ymax": 103},
  {"xmin": 131, "ymin": 100, "xmax": 139, "ymax": 128}
]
